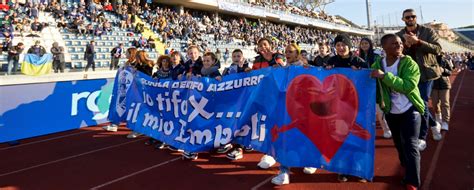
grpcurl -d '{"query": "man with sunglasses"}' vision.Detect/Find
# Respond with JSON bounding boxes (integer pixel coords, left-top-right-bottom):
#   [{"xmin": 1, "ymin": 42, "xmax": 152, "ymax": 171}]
[{"xmin": 396, "ymin": 9, "xmax": 443, "ymax": 152}]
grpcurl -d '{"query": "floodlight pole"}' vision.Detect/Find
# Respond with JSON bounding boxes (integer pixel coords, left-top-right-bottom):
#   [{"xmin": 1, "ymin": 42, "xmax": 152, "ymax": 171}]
[{"xmin": 366, "ymin": 0, "xmax": 372, "ymax": 29}]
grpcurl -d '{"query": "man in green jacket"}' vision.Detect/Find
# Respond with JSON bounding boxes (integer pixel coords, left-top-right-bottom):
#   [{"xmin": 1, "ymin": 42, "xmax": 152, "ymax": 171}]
[
  {"xmin": 371, "ymin": 33, "xmax": 424, "ymax": 190},
  {"xmin": 396, "ymin": 9, "xmax": 442, "ymax": 151}
]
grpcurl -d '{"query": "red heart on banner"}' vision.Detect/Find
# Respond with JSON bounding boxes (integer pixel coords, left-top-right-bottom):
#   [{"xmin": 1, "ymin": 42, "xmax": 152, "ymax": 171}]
[{"xmin": 271, "ymin": 74, "xmax": 371, "ymax": 163}]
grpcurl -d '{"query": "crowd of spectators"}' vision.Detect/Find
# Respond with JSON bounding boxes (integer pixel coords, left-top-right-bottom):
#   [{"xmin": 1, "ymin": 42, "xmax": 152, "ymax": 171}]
[
  {"xmin": 0, "ymin": 1, "xmax": 366, "ymax": 68},
  {"xmin": 1, "ymin": 0, "xmax": 362, "ymax": 52},
  {"xmin": 0, "ymin": 2, "xmax": 50, "ymax": 38},
  {"xmin": 134, "ymin": 5, "xmax": 361, "ymax": 50},
  {"xmin": 250, "ymin": 0, "xmax": 337, "ymax": 23}
]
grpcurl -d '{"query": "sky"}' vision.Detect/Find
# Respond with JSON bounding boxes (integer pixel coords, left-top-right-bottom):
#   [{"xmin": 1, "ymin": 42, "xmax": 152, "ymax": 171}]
[{"xmin": 322, "ymin": 0, "xmax": 474, "ymax": 29}]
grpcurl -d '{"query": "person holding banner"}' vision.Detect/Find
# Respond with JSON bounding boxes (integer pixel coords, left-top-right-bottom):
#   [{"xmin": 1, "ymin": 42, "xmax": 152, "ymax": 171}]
[
  {"xmin": 271, "ymin": 43, "xmax": 318, "ymax": 186},
  {"xmin": 358, "ymin": 38, "xmax": 379, "ymax": 67},
  {"xmin": 184, "ymin": 45, "xmax": 204, "ymax": 77},
  {"xmin": 326, "ymin": 34, "xmax": 367, "ymax": 70},
  {"xmin": 252, "ymin": 37, "xmax": 285, "ymax": 70},
  {"xmin": 152, "ymin": 55, "xmax": 172, "ymax": 79},
  {"xmin": 252, "ymin": 37, "xmax": 285, "ymax": 169},
  {"xmin": 371, "ymin": 33, "xmax": 423, "ymax": 190},
  {"xmin": 182, "ymin": 52, "xmax": 222, "ymax": 160},
  {"xmin": 200, "ymin": 52, "xmax": 222, "ymax": 80},
  {"xmin": 311, "ymin": 41, "xmax": 332, "ymax": 67},
  {"xmin": 222, "ymin": 49, "xmax": 251, "ymax": 76},
  {"xmin": 325, "ymin": 33, "xmax": 368, "ymax": 183},
  {"xmin": 124, "ymin": 47, "xmax": 138, "ymax": 67},
  {"xmin": 223, "ymin": 49, "xmax": 252, "ymax": 160},
  {"xmin": 169, "ymin": 51, "xmax": 187, "ymax": 80},
  {"xmin": 134, "ymin": 50, "xmax": 154, "ymax": 76},
  {"xmin": 103, "ymin": 47, "xmax": 138, "ymax": 134},
  {"xmin": 147, "ymin": 55, "xmax": 173, "ymax": 148},
  {"xmin": 359, "ymin": 38, "xmax": 392, "ymax": 139},
  {"xmin": 27, "ymin": 41, "xmax": 46, "ymax": 57}
]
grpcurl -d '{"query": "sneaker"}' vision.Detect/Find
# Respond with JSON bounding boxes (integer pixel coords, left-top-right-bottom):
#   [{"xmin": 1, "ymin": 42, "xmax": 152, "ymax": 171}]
[
  {"xmin": 406, "ymin": 184, "xmax": 418, "ymax": 190},
  {"xmin": 338, "ymin": 174, "xmax": 348, "ymax": 182},
  {"xmin": 127, "ymin": 132, "xmax": 142, "ymax": 139},
  {"xmin": 303, "ymin": 167, "xmax": 317, "ymax": 174},
  {"xmin": 435, "ymin": 114, "xmax": 442, "ymax": 124},
  {"xmin": 358, "ymin": 178, "xmax": 368, "ymax": 183},
  {"xmin": 431, "ymin": 122, "xmax": 442, "ymax": 141},
  {"xmin": 102, "ymin": 124, "xmax": 118, "ymax": 132},
  {"xmin": 226, "ymin": 148, "xmax": 243, "ymax": 160},
  {"xmin": 167, "ymin": 146, "xmax": 184, "ymax": 152},
  {"xmin": 244, "ymin": 146, "xmax": 254, "ymax": 152},
  {"xmin": 441, "ymin": 121, "xmax": 449, "ymax": 131},
  {"xmin": 418, "ymin": 139, "xmax": 427, "ymax": 151},
  {"xmin": 7, "ymin": 140, "xmax": 20, "ymax": 146},
  {"xmin": 183, "ymin": 152, "xmax": 198, "ymax": 160},
  {"xmin": 155, "ymin": 142, "xmax": 169, "ymax": 149},
  {"xmin": 383, "ymin": 130, "xmax": 392, "ymax": 139},
  {"xmin": 257, "ymin": 155, "xmax": 276, "ymax": 169},
  {"xmin": 144, "ymin": 138, "xmax": 156, "ymax": 145},
  {"xmin": 271, "ymin": 172, "xmax": 289, "ymax": 185},
  {"xmin": 216, "ymin": 144, "xmax": 233, "ymax": 154}
]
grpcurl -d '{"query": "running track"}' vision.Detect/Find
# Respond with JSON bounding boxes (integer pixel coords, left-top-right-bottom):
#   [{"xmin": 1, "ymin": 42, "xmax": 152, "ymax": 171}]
[{"xmin": 1, "ymin": 70, "xmax": 473, "ymax": 190}]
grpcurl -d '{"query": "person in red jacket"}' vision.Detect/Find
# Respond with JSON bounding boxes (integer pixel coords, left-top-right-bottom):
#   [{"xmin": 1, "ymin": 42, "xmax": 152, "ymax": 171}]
[
  {"xmin": 252, "ymin": 37, "xmax": 285, "ymax": 70},
  {"xmin": 252, "ymin": 37, "xmax": 284, "ymax": 170}
]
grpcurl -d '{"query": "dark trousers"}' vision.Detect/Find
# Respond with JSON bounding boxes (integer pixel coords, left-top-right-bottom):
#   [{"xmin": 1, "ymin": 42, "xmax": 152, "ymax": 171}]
[
  {"xmin": 386, "ymin": 106, "xmax": 421, "ymax": 187},
  {"xmin": 110, "ymin": 57, "xmax": 119, "ymax": 70},
  {"xmin": 85, "ymin": 60, "xmax": 95, "ymax": 71},
  {"xmin": 53, "ymin": 60, "xmax": 65, "ymax": 73},
  {"xmin": 418, "ymin": 80, "xmax": 437, "ymax": 140}
]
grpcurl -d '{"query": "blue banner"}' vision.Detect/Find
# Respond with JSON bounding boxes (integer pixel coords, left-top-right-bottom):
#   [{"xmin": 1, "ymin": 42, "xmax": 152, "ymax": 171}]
[
  {"xmin": 108, "ymin": 67, "xmax": 135, "ymax": 124},
  {"xmin": 122, "ymin": 66, "xmax": 376, "ymax": 180},
  {"xmin": 0, "ymin": 78, "xmax": 114, "ymax": 143}
]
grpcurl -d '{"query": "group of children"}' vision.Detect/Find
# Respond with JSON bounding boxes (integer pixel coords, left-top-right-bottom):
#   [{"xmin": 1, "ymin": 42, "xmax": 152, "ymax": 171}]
[{"xmin": 102, "ymin": 34, "xmax": 425, "ymax": 189}]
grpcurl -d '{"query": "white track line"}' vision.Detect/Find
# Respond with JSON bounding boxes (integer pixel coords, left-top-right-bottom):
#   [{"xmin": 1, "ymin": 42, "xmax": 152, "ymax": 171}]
[
  {"xmin": 422, "ymin": 70, "xmax": 466, "ymax": 190},
  {"xmin": 250, "ymin": 175, "xmax": 275, "ymax": 190},
  {"xmin": 0, "ymin": 130, "xmax": 95, "ymax": 151},
  {"xmin": 0, "ymin": 139, "xmax": 143, "ymax": 177},
  {"xmin": 90, "ymin": 157, "xmax": 181, "ymax": 190}
]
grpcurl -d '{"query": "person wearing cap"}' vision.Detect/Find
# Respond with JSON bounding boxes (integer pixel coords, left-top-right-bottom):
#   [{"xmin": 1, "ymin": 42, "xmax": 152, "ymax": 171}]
[
  {"xmin": 110, "ymin": 43, "xmax": 124, "ymax": 70},
  {"xmin": 325, "ymin": 33, "xmax": 368, "ymax": 183},
  {"xmin": 84, "ymin": 40, "xmax": 96, "ymax": 72},
  {"xmin": 326, "ymin": 34, "xmax": 367, "ymax": 69},
  {"xmin": 27, "ymin": 41, "xmax": 46, "ymax": 57}
]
